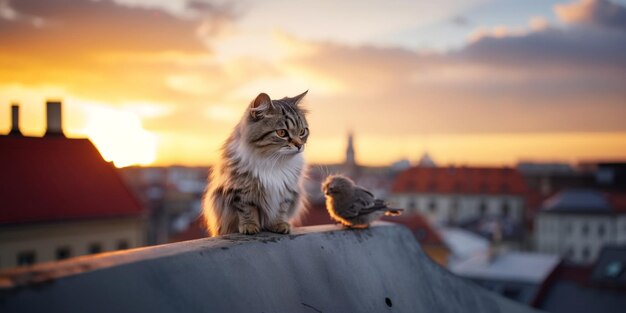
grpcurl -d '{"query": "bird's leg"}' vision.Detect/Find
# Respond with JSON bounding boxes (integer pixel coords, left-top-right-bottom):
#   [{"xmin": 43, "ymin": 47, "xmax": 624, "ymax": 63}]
[
  {"xmin": 237, "ymin": 203, "xmax": 261, "ymax": 235},
  {"xmin": 266, "ymin": 199, "xmax": 292, "ymax": 234}
]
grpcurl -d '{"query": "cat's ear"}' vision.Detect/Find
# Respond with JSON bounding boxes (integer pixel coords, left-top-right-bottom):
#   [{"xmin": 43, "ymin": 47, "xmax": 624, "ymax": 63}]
[
  {"xmin": 250, "ymin": 93, "xmax": 274, "ymax": 120},
  {"xmin": 290, "ymin": 90, "xmax": 308, "ymax": 106}
]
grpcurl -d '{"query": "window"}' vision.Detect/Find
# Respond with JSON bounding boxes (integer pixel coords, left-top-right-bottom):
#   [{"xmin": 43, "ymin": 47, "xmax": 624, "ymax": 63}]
[
  {"xmin": 598, "ymin": 224, "xmax": 606, "ymax": 237},
  {"xmin": 428, "ymin": 200, "xmax": 437, "ymax": 213},
  {"xmin": 603, "ymin": 261, "xmax": 624, "ymax": 278},
  {"xmin": 479, "ymin": 201, "xmax": 487, "ymax": 216},
  {"xmin": 17, "ymin": 251, "xmax": 36, "ymax": 266},
  {"xmin": 501, "ymin": 202, "xmax": 510, "ymax": 218},
  {"xmin": 582, "ymin": 224, "xmax": 589, "ymax": 236},
  {"xmin": 449, "ymin": 199, "xmax": 459, "ymax": 223},
  {"xmin": 407, "ymin": 199, "xmax": 416, "ymax": 210},
  {"xmin": 56, "ymin": 247, "xmax": 71, "ymax": 260},
  {"xmin": 88, "ymin": 243, "xmax": 103, "ymax": 254},
  {"xmin": 117, "ymin": 240, "xmax": 130, "ymax": 250},
  {"xmin": 582, "ymin": 247, "xmax": 590, "ymax": 261}
]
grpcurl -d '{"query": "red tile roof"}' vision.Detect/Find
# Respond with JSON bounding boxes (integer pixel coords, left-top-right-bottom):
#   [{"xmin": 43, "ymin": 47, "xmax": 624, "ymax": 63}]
[
  {"xmin": 391, "ymin": 166, "xmax": 527, "ymax": 195},
  {"xmin": 0, "ymin": 136, "xmax": 144, "ymax": 225},
  {"xmin": 382, "ymin": 214, "xmax": 446, "ymax": 246},
  {"xmin": 608, "ymin": 192, "xmax": 626, "ymax": 214}
]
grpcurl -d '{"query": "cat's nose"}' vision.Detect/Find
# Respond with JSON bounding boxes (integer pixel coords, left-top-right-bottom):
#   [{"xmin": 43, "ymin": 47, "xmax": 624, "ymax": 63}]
[{"xmin": 294, "ymin": 143, "xmax": 303, "ymax": 150}]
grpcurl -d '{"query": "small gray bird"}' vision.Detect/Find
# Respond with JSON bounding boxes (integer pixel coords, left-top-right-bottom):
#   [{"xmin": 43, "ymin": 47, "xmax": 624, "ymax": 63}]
[{"xmin": 322, "ymin": 175, "xmax": 403, "ymax": 228}]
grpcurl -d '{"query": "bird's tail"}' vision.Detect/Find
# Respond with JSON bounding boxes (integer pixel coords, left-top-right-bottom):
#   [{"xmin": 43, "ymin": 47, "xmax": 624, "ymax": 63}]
[
  {"xmin": 372, "ymin": 199, "xmax": 404, "ymax": 216},
  {"xmin": 383, "ymin": 208, "xmax": 404, "ymax": 216}
]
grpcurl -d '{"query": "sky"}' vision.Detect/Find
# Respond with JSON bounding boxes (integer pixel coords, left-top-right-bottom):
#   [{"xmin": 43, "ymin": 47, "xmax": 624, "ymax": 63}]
[{"xmin": 0, "ymin": 0, "xmax": 625, "ymax": 167}]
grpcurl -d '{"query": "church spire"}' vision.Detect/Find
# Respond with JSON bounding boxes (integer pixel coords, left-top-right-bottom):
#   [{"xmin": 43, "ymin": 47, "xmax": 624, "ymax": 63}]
[
  {"xmin": 346, "ymin": 131, "xmax": 355, "ymax": 168},
  {"xmin": 344, "ymin": 131, "xmax": 358, "ymax": 178}
]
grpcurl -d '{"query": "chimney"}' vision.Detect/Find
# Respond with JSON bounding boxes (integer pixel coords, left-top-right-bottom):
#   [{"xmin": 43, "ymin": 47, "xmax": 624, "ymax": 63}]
[
  {"xmin": 45, "ymin": 100, "xmax": 65, "ymax": 137},
  {"xmin": 9, "ymin": 104, "xmax": 22, "ymax": 136}
]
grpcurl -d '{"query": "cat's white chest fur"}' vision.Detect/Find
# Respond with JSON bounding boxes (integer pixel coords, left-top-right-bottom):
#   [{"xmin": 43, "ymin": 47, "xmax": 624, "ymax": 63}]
[{"xmin": 232, "ymin": 141, "xmax": 303, "ymax": 214}]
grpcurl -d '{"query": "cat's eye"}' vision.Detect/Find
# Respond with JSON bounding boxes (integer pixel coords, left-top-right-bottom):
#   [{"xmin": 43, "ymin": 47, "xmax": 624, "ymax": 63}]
[
  {"xmin": 299, "ymin": 128, "xmax": 308, "ymax": 137},
  {"xmin": 276, "ymin": 129, "xmax": 288, "ymax": 137}
]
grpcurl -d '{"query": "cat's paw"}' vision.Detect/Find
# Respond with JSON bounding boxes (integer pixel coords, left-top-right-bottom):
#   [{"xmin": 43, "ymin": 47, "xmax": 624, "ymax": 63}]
[
  {"xmin": 267, "ymin": 222, "xmax": 291, "ymax": 234},
  {"xmin": 239, "ymin": 223, "xmax": 261, "ymax": 235}
]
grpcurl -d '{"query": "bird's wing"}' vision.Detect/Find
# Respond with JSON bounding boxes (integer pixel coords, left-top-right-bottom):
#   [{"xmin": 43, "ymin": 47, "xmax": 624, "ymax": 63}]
[
  {"xmin": 353, "ymin": 187, "xmax": 376, "ymax": 207},
  {"xmin": 356, "ymin": 199, "xmax": 389, "ymax": 216},
  {"xmin": 351, "ymin": 188, "xmax": 394, "ymax": 216},
  {"xmin": 339, "ymin": 187, "xmax": 375, "ymax": 218}
]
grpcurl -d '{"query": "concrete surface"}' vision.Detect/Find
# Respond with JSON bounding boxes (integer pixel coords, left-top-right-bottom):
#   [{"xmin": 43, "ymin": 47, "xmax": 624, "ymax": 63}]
[{"xmin": 0, "ymin": 223, "xmax": 541, "ymax": 313}]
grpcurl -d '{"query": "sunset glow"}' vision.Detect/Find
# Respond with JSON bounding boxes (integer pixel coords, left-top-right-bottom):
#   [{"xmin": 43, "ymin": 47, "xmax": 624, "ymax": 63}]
[
  {"xmin": 83, "ymin": 106, "xmax": 157, "ymax": 168},
  {"xmin": 1, "ymin": 0, "xmax": 625, "ymax": 167}
]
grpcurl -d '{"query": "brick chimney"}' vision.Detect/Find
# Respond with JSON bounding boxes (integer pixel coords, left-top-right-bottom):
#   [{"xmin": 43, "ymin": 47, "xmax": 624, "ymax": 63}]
[
  {"xmin": 45, "ymin": 101, "xmax": 65, "ymax": 137},
  {"xmin": 8, "ymin": 104, "xmax": 22, "ymax": 136}
]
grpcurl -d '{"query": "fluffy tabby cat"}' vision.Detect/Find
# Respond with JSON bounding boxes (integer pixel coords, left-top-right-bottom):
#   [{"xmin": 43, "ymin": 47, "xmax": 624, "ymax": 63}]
[{"xmin": 203, "ymin": 91, "xmax": 310, "ymax": 236}]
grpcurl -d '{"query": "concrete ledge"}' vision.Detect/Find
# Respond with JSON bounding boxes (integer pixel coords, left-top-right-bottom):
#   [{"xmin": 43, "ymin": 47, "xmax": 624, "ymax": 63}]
[{"xmin": 0, "ymin": 223, "xmax": 541, "ymax": 313}]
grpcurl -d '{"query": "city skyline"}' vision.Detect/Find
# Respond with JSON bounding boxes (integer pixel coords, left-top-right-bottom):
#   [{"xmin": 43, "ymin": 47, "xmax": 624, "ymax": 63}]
[{"xmin": 1, "ymin": 0, "xmax": 625, "ymax": 167}]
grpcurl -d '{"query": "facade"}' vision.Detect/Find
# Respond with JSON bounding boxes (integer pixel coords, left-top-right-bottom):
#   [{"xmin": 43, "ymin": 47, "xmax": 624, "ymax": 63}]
[
  {"xmin": 535, "ymin": 189, "xmax": 626, "ymax": 264},
  {"xmin": 389, "ymin": 167, "xmax": 527, "ymax": 227},
  {"xmin": 0, "ymin": 102, "xmax": 145, "ymax": 269},
  {"xmin": 0, "ymin": 218, "xmax": 144, "ymax": 268}
]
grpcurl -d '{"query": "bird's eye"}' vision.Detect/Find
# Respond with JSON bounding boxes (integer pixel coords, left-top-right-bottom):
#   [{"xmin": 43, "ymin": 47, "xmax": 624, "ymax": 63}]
[
  {"xmin": 299, "ymin": 128, "xmax": 308, "ymax": 137},
  {"xmin": 276, "ymin": 129, "xmax": 288, "ymax": 137}
]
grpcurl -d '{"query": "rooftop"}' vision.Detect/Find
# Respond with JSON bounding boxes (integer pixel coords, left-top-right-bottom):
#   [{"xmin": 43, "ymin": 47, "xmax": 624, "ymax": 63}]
[
  {"xmin": 450, "ymin": 251, "xmax": 561, "ymax": 284},
  {"xmin": 391, "ymin": 166, "xmax": 527, "ymax": 195},
  {"xmin": 0, "ymin": 224, "xmax": 539, "ymax": 313},
  {"xmin": 0, "ymin": 135, "xmax": 143, "ymax": 225},
  {"xmin": 532, "ymin": 246, "xmax": 626, "ymax": 313},
  {"xmin": 541, "ymin": 189, "xmax": 618, "ymax": 214}
]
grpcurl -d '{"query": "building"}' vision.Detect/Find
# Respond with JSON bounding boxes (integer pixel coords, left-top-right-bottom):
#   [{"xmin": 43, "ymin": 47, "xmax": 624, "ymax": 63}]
[
  {"xmin": 382, "ymin": 214, "xmax": 450, "ymax": 266},
  {"xmin": 535, "ymin": 189, "xmax": 626, "ymax": 264},
  {"xmin": 450, "ymin": 251, "xmax": 560, "ymax": 304},
  {"xmin": 389, "ymin": 166, "xmax": 527, "ymax": 228},
  {"xmin": 532, "ymin": 246, "xmax": 626, "ymax": 313},
  {"xmin": 119, "ymin": 166, "xmax": 209, "ymax": 244},
  {"xmin": 439, "ymin": 226, "xmax": 490, "ymax": 267},
  {"xmin": 0, "ymin": 102, "xmax": 145, "ymax": 269}
]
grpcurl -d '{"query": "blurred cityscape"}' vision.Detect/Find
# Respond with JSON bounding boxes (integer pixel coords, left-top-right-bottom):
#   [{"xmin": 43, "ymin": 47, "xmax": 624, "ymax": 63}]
[{"xmin": 1, "ymin": 101, "xmax": 624, "ymax": 312}]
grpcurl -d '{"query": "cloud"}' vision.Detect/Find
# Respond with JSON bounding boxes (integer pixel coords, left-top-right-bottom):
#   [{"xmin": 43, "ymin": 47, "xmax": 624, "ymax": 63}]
[
  {"xmin": 2, "ymin": 0, "xmax": 625, "ymax": 166},
  {"xmin": 457, "ymin": 26, "xmax": 626, "ymax": 70},
  {"xmin": 451, "ymin": 15, "xmax": 470, "ymax": 27},
  {"xmin": 0, "ymin": 0, "xmax": 242, "ymax": 105},
  {"xmin": 555, "ymin": 0, "xmax": 626, "ymax": 29},
  {"xmin": 457, "ymin": 1, "xmax": 626, "ymax": 71},
  {"xmin": 0, "ymin": 0, "xmax": 211, "ymax": 54},
  {"xmin": 280, "ymin": 2, "xmax": 626, "ymax": 137}
]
